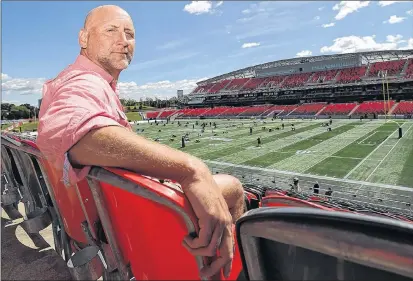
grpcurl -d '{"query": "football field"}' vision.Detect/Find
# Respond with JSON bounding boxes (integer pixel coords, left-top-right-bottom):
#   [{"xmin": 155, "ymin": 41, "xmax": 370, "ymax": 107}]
[{"xmin": 133, "ymin": 118, "xmax": 413, "ymax": 211}]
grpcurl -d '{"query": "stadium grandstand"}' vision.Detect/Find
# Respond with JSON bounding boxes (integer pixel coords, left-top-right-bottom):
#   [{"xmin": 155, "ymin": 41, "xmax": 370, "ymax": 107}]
[{"xmin": 143, "ymin": 50, "xmax": 413, "ymax": 120}]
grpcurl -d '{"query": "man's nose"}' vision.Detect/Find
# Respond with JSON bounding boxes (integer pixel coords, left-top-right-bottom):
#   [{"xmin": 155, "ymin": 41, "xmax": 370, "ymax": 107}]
[{"xmin": 116, "ymin": 31, "xmax": 129, "ymax": 47}]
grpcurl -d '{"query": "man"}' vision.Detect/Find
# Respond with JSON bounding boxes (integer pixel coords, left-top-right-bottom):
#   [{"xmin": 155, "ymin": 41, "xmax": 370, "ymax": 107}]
[
  {"xmin": 290, "ymin": 177, "xmax": 301, "ymax": 192},
  {"xmin": 37, "ymin": 5, "xmax": 244, "ymax": 279}
]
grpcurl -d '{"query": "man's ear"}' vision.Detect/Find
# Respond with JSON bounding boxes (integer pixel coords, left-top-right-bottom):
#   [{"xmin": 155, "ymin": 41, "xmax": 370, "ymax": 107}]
[{"xmin": 79, "ymin": 28, "xmax": 88, "ymax": 49}]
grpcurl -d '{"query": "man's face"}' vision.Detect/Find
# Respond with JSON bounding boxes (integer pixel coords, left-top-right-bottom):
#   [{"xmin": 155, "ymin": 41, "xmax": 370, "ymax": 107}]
[{"xmin": 84, "ymin": 10, "xmax": 135, "ymax": 73}]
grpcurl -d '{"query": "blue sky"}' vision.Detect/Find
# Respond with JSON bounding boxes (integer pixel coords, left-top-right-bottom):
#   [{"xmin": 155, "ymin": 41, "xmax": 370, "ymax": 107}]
[{"xmin": 2, "ymin": 1, "xmax": 413, "ymax": 106}]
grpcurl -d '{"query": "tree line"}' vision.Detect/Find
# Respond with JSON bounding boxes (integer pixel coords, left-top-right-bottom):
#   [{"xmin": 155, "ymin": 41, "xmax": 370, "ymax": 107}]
[{"xmin": 1, "ymin": 103, "xmax": 39, "ymax": 120}]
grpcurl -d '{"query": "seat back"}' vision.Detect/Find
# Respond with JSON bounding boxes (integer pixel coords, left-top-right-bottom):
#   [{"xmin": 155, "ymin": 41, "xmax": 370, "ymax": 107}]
[
  {"xmin": 87, "ymin": 167, "xmax": 243, "ymax": 280},
  {"xmin": 261, "ymin": 196, "xmax": 331, "ymax": 210},
  {"xmin": 236, "ymin": 208, "xmax": 413, "ymax": 280},
  {"xmin": 1, "ymin": 136, "xmax": 96, "ymax": 244}
]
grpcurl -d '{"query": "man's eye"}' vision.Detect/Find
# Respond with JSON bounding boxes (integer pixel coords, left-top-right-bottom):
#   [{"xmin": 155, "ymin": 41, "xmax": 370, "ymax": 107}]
[
  {"xmin": 126, "ymin": 33, "xmax": 134, "ymax": 39},
  {"xmin": 107, "ymin": 29, "xmax": 115, "ymax": 32}
]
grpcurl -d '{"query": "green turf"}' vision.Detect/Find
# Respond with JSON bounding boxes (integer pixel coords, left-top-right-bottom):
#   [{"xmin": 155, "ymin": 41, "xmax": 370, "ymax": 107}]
[
  {"xmin": 307, "ymin": 157, "xmax": 361, "ymax": 178},
  {"xmin": 243, "ymin": 123, "xmax": 357, "ymax": 167},
  {"xmin": 17, "ymin": 122, "xmax": 39, "ymax": 132},
  {"xmin": 126, "ymin": 112, "xmax": 142, "ymax": 121},
  {"xmin": 398, "ymin": 147, "xmax": 413, "ymax": 187}
]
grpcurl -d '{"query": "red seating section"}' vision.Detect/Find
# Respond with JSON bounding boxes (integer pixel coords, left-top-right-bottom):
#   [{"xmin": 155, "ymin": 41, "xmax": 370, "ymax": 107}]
[
  {"xmin": 259, "ymin": 76, "xmax": 285, "ymax": 88},
  {"xmin": 369, "ymin": 60, "xmax": 405, "ymax": 77},
  {"xmin": 320, "ymin": 103, "xmax": 357, "ymax": 115},
  {"xmin": 336, "ymin": 66, "xmax": 367, "ymax": 83},
  {"xmin": 242, "ymin": 78, "xmax": 267, "ymax": 90},
  {"xmin": 281, "ymin": 73, "xmax": 312, "ymax": 88},
  {"xmin": 310, "ymin": 70, "xmax": 339, "ymax": 83},
  {"xmin": 238, "ymin": 105, "xmax": 273, "ymax": 117},
  {"xmin": 224, "ymin": 78, "xmax": 249, "ymax": 90},
  {"xmin": 146, "ymin": 112, "xmax": 159, "ymax": 119},
  {"xmin": 353, "ymin": 101, "xmax": 395, "ymax": 115},
  {"xmin": 158, "ymin": 110, "xmax": 177, "ymax": 118},
  {"xmin": 144, "ymin": 100, "xmax": 413, "ymax": 119},
  {"xmin": 290, "ymin": 103, "xmax": 325, "ymax": 115},
  {"xmin": 392, "ymin": 101, "xmax": 413, "ymax": 115},
  {"xmin": 189, "ymin": 59, "xmax": 411, "ymax": 95},
  {"xmin": 202, "ymin": 107, "xmax": 231, "ymax": 117}
]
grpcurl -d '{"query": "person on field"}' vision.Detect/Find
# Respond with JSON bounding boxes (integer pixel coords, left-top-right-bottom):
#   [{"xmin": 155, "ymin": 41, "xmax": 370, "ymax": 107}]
[
  {"xmin": 36, "ymin": 5, "xmax": 244, "ymax": 279},
  {"xmin": 290, "ymin": 177, "xmax": 301, "ymax": 192}
]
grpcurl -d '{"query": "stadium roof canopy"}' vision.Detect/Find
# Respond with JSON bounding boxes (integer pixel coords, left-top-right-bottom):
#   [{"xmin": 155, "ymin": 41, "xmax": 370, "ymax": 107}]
[{"xmin": 197, "ymin": 49, "xmax": 413, "ymax": 85}]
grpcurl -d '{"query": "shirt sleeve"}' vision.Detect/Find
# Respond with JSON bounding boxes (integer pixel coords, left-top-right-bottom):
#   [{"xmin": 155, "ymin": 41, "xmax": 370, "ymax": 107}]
[{"xmin": 37, "ymin": 74, "xmax": 122, "ymax": 186}]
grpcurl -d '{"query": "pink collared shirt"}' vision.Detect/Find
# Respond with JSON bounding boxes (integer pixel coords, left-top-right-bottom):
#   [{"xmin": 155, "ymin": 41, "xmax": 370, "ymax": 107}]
[{"xmin": 37, "ymin": 55, "xmax": 132, "ymax": 186}]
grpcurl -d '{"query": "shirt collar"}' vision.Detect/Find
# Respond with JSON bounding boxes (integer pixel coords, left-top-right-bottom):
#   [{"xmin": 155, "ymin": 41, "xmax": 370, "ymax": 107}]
[{"xmin": 74, "ymin": 55, "xmax": 117, "ymax": 90}]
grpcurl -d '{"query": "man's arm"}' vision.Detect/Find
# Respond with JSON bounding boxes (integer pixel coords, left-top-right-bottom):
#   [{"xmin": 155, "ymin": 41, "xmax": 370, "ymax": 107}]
[
  {"xmin": 68, "ymin": 125, "xmax": 209, "ymax": 185},
  {"xmin": 69, "ymin": 125, "xmax": 235, "ymax": 278}
]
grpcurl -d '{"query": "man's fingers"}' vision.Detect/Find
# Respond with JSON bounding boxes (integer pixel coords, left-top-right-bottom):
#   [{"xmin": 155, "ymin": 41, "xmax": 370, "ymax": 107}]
[
  {"xmin": 183, "ymin": 219, "xmax": 215, "ymax": 249},
  {"xmin": 183, "ymin": 221, "xmax": 224, "ymax": 257},
  {"xmin": 199, "ymin": 225, "xmax": 234, "ymax": 278}
]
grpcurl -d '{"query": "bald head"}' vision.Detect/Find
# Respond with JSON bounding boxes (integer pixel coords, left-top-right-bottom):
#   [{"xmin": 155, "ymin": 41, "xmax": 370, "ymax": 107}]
[
  {"xmin": 84, "ymin": 5, "xmax": 132, "ymax": 30},
  {"xmin": 79, "ymin": 5, "xmax": 135, "ymax": 80}
]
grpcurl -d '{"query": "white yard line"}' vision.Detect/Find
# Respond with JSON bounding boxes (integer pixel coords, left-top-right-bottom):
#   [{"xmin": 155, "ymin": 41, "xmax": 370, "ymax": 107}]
[
  {"xmin": 364, "ymin": 123, "xmax": 413, "ymax": 182},
  {"xmin": 343, "ymin": 122, "xmax": 410, "ymax": 179},
  {"xmin": 205, "ymin": 160, "xmax": 413, "ymax": 192}
]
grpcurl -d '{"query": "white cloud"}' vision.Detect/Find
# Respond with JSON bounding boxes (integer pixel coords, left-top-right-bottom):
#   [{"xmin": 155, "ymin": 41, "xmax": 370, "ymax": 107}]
[
  {"xmin": 407, "ymin": 9, "xmax": 413, "ymax": 16},
  {"xmin": 296, "ymin": 50, "xmax": 312, "ymax": 57},
  {"xmin": 183, "ymin": 1, "xmax": 212, "ymax": 15},
  {"xmin": 333, "ymin": 1, "xmax": 370, "ymax": 20},
  {"xmin": 383, "ymin": 15, "xmax": 406, "ymax": 24},
  {"xmin": 1, "ymin": 73, "xmax": 45, "ymax": 96},
  {"xmin": 322, "ymin": 22, "xmax": 336, "ymax": 28},
  {"xmin": 320, "ymin": 34, "xmax": 408, "ymax": 54},
  {"xmin": 398, "ymin": 38, "xmax": 413, "ymax": 50},
  {"xmin": 378, "ymin": 1, "xmax": 404, "ymax": 7},
  {"xmin": 241, "ymin": 9, "xmax": 250, "ymax": 14},
  {"xmin": 215, "ymin": 1, "xmax": 223, "ymax": 8},
  {"xmin": 241, "ymin": 42, "xmax": 261, "ymax": 48},
  {"xmin": 314, "ymin": 16, "xmax": 320, "ymax": 20},
  {"xmin": 318, "ymin": 6, "xmax": 325, "ymax": 11},
  {"xmin": 118, "ymin": 78, "xmax": 207, "ymax": 100},
  {"xmin": 183, "ymin": 1, "xmax": 222, "ymax": 15}
]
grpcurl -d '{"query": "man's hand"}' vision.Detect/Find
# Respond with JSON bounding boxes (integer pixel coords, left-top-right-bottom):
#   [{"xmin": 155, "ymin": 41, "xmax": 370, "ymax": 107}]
[{"xmin": 181, "ymin": 173, "xmax": 234, "ymax": 279}]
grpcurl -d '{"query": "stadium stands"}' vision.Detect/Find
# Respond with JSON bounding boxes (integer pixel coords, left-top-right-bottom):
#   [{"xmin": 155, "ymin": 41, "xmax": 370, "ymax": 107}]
[
  {"xmin": 202, "ymin": 107, "xmax": 231, "ymax": 117},
  {"xmin": 392, "ymin": 101, "xmax": 413, "ymax": 115},
  {"xmin": 319, "ymin": 103, "xmax": 358, "ymax": 116},
  {"xmin": 238, "ymin": 105, "xmax": 273, "ymax": 117},
  {"xmin": 144, "ymin": 100, "xmax": 413, "ymax": 120},
  {"xmin": 336, "ymin": 66, "xmax": 367, "ymax": 83},
  {"xmin": 353, "ymin": 101, "xmax": 395, "ymax": 115},
  {"xmin": 146, "ymin": 111, "xmax": 159, "ymax": 119},
  {"xmin": 310, "ymin": 69, "xmax": 339, "ymax": 83},
  {"xmin": 281, "ymin": 73, "xmax": 313, "ymax": 88},
  {"xmin": 242, "ymin": 78, "xmax": 267, "ymax": 90},
  {"xmin": 289, "ymin": 103, "xmax": 325, "ymax": 116},
  {"xmin": 369, "ymin": 59, "xmax": 406, "ymax": 77}
]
